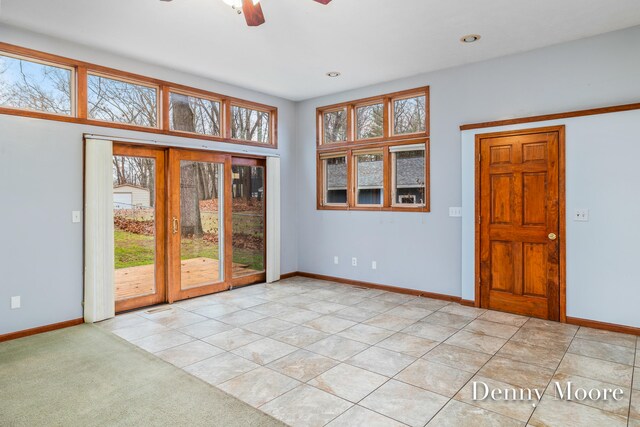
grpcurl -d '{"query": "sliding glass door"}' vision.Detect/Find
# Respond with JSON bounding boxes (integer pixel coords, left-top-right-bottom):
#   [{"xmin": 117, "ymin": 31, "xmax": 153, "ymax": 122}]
[{"xmin": 113, "ymin": 145, "xmax": 166, "ymax": 312}]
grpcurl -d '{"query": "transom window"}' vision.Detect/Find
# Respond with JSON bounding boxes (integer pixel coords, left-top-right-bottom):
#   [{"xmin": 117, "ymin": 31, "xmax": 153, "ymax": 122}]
[
  {"xmin": 230, "ymin": 104, "xmax": 271, "ymax": 144},
  {"xmin": 169, "ymin": 91, "xmax": 221, "ymax": 136},
  {"xmin": 316, "ymin": 87, "xmax": 429, "ymax": 212}
]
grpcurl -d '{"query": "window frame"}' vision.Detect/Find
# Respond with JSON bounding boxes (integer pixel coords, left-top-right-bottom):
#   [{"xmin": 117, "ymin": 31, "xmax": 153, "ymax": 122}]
[
  {"xmin": 0, "ymin": 42, "xmax": 278, "ymax": 148},
  {"xmin": 391, "ymin": 92, "xmax": 429, "ymax": 137},
  {"xmin": 86, "ymin": 71, "xmax": 161, "ymax": 129},
  {"xmin": 390, "ymin": 144, "xmax": 427, "ymax": 208},
  {"xmin": 316, "ymin": 86, "xmax": 430, "ymax": 212},
  {"xmin": 319, "ymin": 152, "xmax": 349, "ymax": 208},
  {"xmin": 353, "ymin": 149, "xmax": 385, "ymax": 208},
  {"xmin": 167, "ymin": 87, "xmax": 223, "ymax": 137},
  {"xmin": 0, "ymin": 50, "xmax": 76, "ymax": 117}
]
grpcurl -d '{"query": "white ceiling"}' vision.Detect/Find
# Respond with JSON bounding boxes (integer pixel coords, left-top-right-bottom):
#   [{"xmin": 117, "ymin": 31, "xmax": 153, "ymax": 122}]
[{"xmin": 1, "ymin": 0, "xmax": 640, "ymax": 101}]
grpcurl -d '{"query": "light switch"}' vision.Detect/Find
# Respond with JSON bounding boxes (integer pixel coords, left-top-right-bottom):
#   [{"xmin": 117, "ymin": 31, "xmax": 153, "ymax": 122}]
[
  {"xmin": 72, "ymin": 211, "xmax": 81, "ymax": 223},
  {"xmin": 11, "ymin": 296, "xmax": 20, "ymax": 309},
  {"xmin": 449, "ymin": 207, "xmax": 462, "ymax": 217},
  {"xmin": 333, "ymin": 256, "xmax": 339, "ymax": 265},
  {"xmin": 574, "ymin": 209, "xmax": 589, "ymax": 222}
]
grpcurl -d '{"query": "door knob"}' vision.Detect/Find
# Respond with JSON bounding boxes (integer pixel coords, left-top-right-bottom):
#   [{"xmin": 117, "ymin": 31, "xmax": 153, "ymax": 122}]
[
  {"xmin": 172, "ymin": 217, "xmax": 179, "ymax": 234},
  {"xmin": 548, "ymin": 232, "xmax": 557, "ymax": 240}
]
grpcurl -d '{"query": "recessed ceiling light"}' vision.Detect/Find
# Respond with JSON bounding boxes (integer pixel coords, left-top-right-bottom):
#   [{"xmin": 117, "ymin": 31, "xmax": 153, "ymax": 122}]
[
  {"xmin": 326, "ymin": 72, "xmax": 341, "ymax": 78},
  {"xmin": 460, "ymin": 34, "xmax": 481, "ymax": 43}
]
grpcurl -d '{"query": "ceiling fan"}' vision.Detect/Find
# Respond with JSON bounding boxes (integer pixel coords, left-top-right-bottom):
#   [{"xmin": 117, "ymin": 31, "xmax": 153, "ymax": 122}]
[{"xmin": 160, "ymin": 0, "xmax": 332, "ymax": 27}]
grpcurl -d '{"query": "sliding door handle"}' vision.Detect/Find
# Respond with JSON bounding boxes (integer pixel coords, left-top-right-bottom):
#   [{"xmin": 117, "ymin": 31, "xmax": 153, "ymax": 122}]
[{"xmin": 172, "ymin": 217, "xmax": 179, "ymax": 235}]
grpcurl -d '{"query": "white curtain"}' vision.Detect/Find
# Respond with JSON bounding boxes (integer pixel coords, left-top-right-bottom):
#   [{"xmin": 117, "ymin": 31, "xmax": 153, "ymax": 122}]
[
  {"xmin": 84, "ymin": 138, "xmax": 115, "ymax": 323},
  {"xmin": 266, "ymin": 157, "xmax": 281, "ymax": 283}
]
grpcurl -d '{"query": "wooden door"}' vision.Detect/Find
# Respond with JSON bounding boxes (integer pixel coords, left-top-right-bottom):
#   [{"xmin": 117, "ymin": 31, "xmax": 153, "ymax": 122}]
[
  {"xmin": 113, "ymin": 144, "xmax": 166, "ymax": 312},
  {"xmin": 478, "ymin": 127, "xmax": 564, "ymax": 320},
  {"xmin": 167, "ymin": 149, "xmax": 232, "ymax": 302}
]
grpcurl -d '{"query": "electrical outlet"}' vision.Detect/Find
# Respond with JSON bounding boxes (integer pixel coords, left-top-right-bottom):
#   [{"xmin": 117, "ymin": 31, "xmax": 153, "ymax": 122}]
[
  {"xmin": 372, "ymin": 261, "xmax": 377, "ymax": 270},
  {"xmin": 333, "ymin": 256, "xmax": 339, "ymax": 265},
  {"xmin": 72, "ymin": 211, "xmax": 81, "ymax": 223},
  {"xmin": 351, "ymin": 257, "xmax": 357, "ymax": 267},
  {"xmin": 11, "ymin": 296, "xmax": 20, "ymax": 309},
  {"xmin": 574, "ymin": 209, "xmax": 589, "ymax": 222},
  {"xmin": 449, "ymin": 207, "xmax": 462, "ymax": 217}
]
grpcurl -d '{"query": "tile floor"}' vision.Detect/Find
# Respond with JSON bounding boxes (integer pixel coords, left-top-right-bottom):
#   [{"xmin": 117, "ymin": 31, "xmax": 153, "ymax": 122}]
[{"xmin": 99, "ymin": 277, "xmax": 640, "ymax": 427}]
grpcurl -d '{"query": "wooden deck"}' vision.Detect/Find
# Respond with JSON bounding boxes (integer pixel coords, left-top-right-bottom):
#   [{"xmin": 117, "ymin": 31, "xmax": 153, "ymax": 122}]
[{"xmin": 115, "ymin": 257, "xmax": 258, "ymax": 301}]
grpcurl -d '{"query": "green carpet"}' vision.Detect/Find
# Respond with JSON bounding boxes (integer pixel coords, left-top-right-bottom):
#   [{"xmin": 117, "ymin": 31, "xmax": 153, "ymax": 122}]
[{"xmin": 0, "ymin": 324, "xmax": 286, "ymax": 427}]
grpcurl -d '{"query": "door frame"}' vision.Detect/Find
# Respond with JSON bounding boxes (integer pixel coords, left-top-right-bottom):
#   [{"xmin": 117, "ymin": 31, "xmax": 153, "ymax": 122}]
[
  {"xmin": 113, "ymin": 143, "xmax": 167, "ymax": 313},
  {"xmin": 474, "ymin": 125, "xmax": 566, "ymax": 322}
]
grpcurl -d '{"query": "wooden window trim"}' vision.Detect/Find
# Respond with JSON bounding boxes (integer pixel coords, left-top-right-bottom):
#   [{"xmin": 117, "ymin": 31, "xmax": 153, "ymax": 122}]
[
  {"xmin": 354, "ymin": 99, "xmax": 385, "ymax": 143},
  {"xmin": 166, "ymin": 87, "xmax": 223, "ymax": 138},
  {"xmin": 227, "ymin": 100, "xmax": 277, "ymax": 146},
  {"xmin": 318, "ymin": 152, "xmax": 349, "ymax": 208},
  {"xmin": 353, "ymin": 149, "xmax": 385, "ymax": 208},
  {"xmin": 319, "ymin": 106, "xmax": 349, "ymax": 145},
  {"xmin": 390, "ymin": 88, "xmax": 430, "ymax": 138},
  {"xmin": 0, "ymin": 42, "xmax": 278, "ymax": 149},
  {"xmin": 390, "ymin": 144, "xmax": 427, "ymax": 208}
]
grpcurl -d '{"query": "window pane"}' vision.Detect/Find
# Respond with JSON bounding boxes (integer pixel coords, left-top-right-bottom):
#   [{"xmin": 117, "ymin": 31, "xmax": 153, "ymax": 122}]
[
  {"xmin": 88, "ymin": 74, "xmax": 158, "ymax": 127},
  {"xmin": 393, "ymin": 95, "xmax": 426, "ymax": 135},
  {"xmin": 393, "ymin": 149, "xmax": 425, "ymax": 205},
  {"xmin": 323, "ymin": 109, "xmax": 347, "ymax": 143},
  {"xmin": 232, "ymin": 165, "xmax": 265, "ymax": 277},
  {"xmin": 231, "ymin": 105, "xmax": 270, "ymax": 143},
  {"xmin": 0, "ymin": 54, "xmax": 72, "ymax": 115},
  {"xmin": 324, "ymin": 156, "xmax": 347, "ymax": 204},
  {"xmin": 356, "ymin": 153, "xmax": 383, "ymax": 205},
  {"xmin": 170, "ymin": 92, "xmax": 220, "ymax": 136},
  {"xmin": 113, "ymin": 155, "xmax": 156, "ymax": 301},
  {"xmin": 356, "ymin": 103, "xmax": 383, "ymax": 139}
]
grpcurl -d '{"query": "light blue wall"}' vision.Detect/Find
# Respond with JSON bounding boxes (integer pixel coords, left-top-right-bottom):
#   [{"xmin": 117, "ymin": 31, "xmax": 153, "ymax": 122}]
[
  {"xmin": 461, "ymin": 111, "xmax": 640, "ymax": 328},
  {"xmin": 0, "ymin": 25, "xmax": 298, "ymax": 335},
  {"xmin": 295, "ymin": 26, "xmax": 640, "ymax": 312}
]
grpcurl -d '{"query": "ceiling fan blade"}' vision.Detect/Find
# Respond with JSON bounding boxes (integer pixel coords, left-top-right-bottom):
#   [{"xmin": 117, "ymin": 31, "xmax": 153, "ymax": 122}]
[
  {"xmin": 242, "ymin": 0, "xmax": 265, "ymax": 26},
  {"xmin": 313, "ymin": 0, "xmax": 332, "ymax": 4}
]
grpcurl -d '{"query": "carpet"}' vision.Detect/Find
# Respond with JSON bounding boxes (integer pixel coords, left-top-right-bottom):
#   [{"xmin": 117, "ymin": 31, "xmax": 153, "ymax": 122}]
[{"xmin": 0, "ymin": 324, "xmax": 286, "ymax": 427}]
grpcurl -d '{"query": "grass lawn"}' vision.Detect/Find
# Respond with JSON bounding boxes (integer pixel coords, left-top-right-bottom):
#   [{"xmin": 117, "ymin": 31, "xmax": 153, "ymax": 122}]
[{"xmin": 114, "ymin": 230, "xmax": 264, "ymax": 271}]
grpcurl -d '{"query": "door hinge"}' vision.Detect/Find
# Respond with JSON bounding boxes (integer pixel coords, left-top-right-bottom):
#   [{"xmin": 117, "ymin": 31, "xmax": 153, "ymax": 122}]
[
  {"xmin": 477, "ymin": 153, "xmax": 481, "ymax": 162},
  {"xmin": 478, "ymin": 215, "xmax": 481, "ymax": 224}
]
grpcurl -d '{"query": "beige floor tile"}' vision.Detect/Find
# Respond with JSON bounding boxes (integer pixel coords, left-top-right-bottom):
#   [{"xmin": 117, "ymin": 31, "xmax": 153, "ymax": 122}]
[
  {"xmin": 629, "ymin": 417, "xmax": 640, "ymax": 427},
  {"xmin": 304, "ymin": 315, "xmax": 357, "ymax": 334},
  {"xmin": 131, "ymin": 330, "xmax": 194, "ymax": 353},
  {"xmin": 260, "ymin": 384, "xmax": 352, "ymax": 427},
  {"xmin": 184, "ymin": 351, "xmax": 259, "ymax": 385},
  {"xmin": 478, "ymin": 356, "xmax": 555, "ymax": 390},
  {"xmin": 338, "ymin": 324, "xmax": 395, "ymax": 345},
  {"xmin": 267, "ymin": 349, "xmax": 339, "ymax": 382},
  {"xmin": 360, "ymin": 380, "xmax": 448, "ymax": 427},
  {"xmin": 192, "ymin": 303, "xmax": 240, "ymax": 318},
  {"xmin": 347, "ymin": 347, "xmax": 416, "ymax": 377},
  {"xmin": 445, "ymin": 330, "xmax": 507, "ymax": 355},
  {"xmin": 396, "ymin": 359, "xmax": 473, "ymax": 397},
  {"xmin": 375, "ymin": 292, "xmax": 416, "ymax": 305},
  {"xmin": 522, "ymin": 318, "xmax": 578, "ymax": 337},
  {"xmin": 177, "ymin": 319, "xmax": 234, "ymax": 339},
  {"xmin": 155, "ymin": 340, "xmax": 224, "ymax": 367},
  {"xmin": 404, "ymin": 298, "xmax": 451, "ymax": 311},
  {"xmin": 556, "ymin": 353, "xmax": 633, "ymax": 387},
  {"xmin": 309, "ymin": 363, "xmax": 389, "ymax": 403},
  {"xmin": 334, "ymin": 306, "xmax": 380, "ymax": 322},
  {"xmin": 634, "ymin": 368, "xmax": 640, "ymax": 390},
  {"xmin": 327, "ymin": 405, "xmax": 407, "ymax": 427},
  {"xmin": 215, "ymin": 309, "xmax": 268, "ymax": 326},
  {"xmin": 218, "ymin": 366, "xmax": 300, "ymax": 407},
  {"xmin": 202, "ymin": 328, "xmax": 263, "ymax": 351},
  {"xmin": 153, "ymin": 310, "xmax": 210, "ymax": 329},
  {"xmin": 568, "ymin": 337, "xmax": 635, "ymax": 365},
  {"xmin": 97, "ymin": 313, "xmax": 147, "ymax": 331},
  {"xmin": 545, "ymin": 372, "xmax": 630, "ymax": 416},
  {"xmin": 478, "ymin": 311, "xmax": 529, "ymax": 327},
  {"xmin": 636, "ymin": 347, "xmax": 640, "ymax": 366},
  {"xmin": 231, "ymin": 337, "xmax": 297, "ymax": 365},
  {"xmin": 422, "ymin": 311, "xmax": 474, "ymax": 329},
  {"xmin": 248, "ymin": 301, "xmax": 291, "ymax": 316},
  {"xmin": 509, "ymin": 327, "xmax": 573, "ymax": 351},
  {"xmin": 224, "ymin": 295, "xmax": 270, "ymax": 309},
  {"xmin": 271, "ymin": 325, "xmax": 329, "ymax": 347},
  {"xmin": 278, "ymin": 294, "xmax": 319, "ymax": 307},
  {"xmin": 323, "ymin": 292, "xmax": 367, "ymax": 307},
  {"xmin": 575, "ymin": 327, "xmax": 637, "ymax": 349},
  {"xmin": 364, "ymin": 314, "xmax": 418, "ymax": 331},
  {"xmin": 275, "ymin": 307, "xmax": 323, "ymax": 324},
  {"xmin": 402, "ymin": 322, "xmax": 458, "ymax": 342},
  {"xmin": 305, "ymin": 335, "xmax": 369, "ymax": 361},
  {"xmin": 439, "ymin": 304, "xmax": 486, "ymax": 318},
  {"xmin": 302, "ymin": 300, "xmax": 350, "ymax": 315},
  {"xmin": 385, "ymin": 305, "xmax": 433, "ymax": 321},
  {"xmin": 426, "ymin": 400, "xmax": 523, "ymax": 427},
  {"xmin": 496, "ymin": 340, "xmax": 565, "ymax": 370},
  {"xmin": 528, "ymin": 395, "xmax": 627, "ymax": 427},
  {"xmin": 376, "ymin": 333, "xmax": 439, "ymax": 358},
  {"xmin": 463, "ymin": 319, "xmax": 519, "ymax": 339},
  {"xmin": 632, "ymin": 389, "xmax": 640, "ymax": 419},
  {"xmin": 354, "ymin": 298, "xmax": 400, "ymax": 313},
  {"xmin": 423, "ymin": 343, "xmax": 492, "ymax": 373},
  {"xmin": 242, "ymin": 317, "xmax": 296, "ymax": 337},
  {"xmin": 454, "ymin": 375, "xmax": 537, "ymax": 422},
  {"xmin": 111, "ymin": 320, "xmax": 170, "ymax": 341}
]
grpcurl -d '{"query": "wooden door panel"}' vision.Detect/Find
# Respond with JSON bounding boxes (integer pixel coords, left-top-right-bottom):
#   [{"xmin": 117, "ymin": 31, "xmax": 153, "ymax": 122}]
[{"xmin": 479, "ymin": 128, "xmax": 563, "ymax": 321}]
